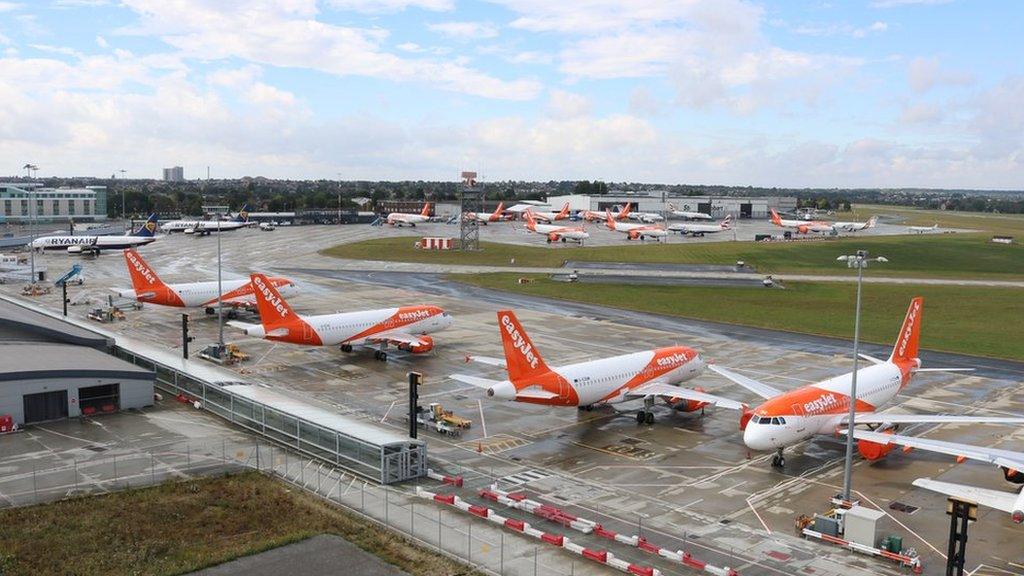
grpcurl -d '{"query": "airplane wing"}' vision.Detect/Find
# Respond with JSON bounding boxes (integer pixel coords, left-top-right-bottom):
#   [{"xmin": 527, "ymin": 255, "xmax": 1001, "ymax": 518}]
[
  {"xmin": 362, "ymin": 332, "xmax": 429, "ymax": 348},
  {"xmin": 707, "ymin": 365, "xmax": 782, "ymax": 399},
  {"xmin": 449, "ymin": 374, "xmax": 558, "ymax": 401},
  {"xmin": 465, "ymin": 355, "xmax": 507, "ymax": 369},
  {"xmin": 912, "ymin": 478, "xmax": 1019, "ymax": 514},
  {"xmin": 626, "ymin": 382, "xmax": 747, "ymax": 410},
  {"xmin": 842, "ymin": 429, "xmax": 1024, "ymax": 471},
  {"xmin": 841, "ymin": 413, "xmax": 1024, "ymax": 426}
]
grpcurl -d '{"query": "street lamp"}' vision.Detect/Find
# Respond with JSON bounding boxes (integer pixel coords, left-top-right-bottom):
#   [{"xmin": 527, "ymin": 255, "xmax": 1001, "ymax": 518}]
[{"xmin": 836, "ymin": 250, "xmax": 888, "ymax": 503}]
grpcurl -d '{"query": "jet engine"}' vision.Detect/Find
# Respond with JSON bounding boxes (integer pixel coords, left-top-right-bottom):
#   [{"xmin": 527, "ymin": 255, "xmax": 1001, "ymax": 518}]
[
  {"xmin": 547, "ymin": 233, "xmax": 560, "ymax": 243},
  {"xmin": 666, "ymin": 386, "xmax": 709, "ymax": 412},
  {"xmin": 797, "ymin": 225, "xmax": 810, "ymax": 234},
  {"xmin": 628, "ymin": 230, "xmax": 640, "ymax": 240},
  {"xmin": 401, "ymin": 335, "xmax": 434, "ymax": 354},
  {"xmin": 1002, "ymin": 466, "xmax": 1024, "ymax": 484},
  {"xmin": 857, "ymin": 428, "xmax": 896, "ymax": 461}
]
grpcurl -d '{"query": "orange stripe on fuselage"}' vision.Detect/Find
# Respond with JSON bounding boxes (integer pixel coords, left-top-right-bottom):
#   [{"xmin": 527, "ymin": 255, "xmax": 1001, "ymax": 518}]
[
  {"xmin": 599, "ymin": 346, "xmax": 698, "ymax": 402},
  {"xmin": 751, "ymin": 385, "xmax": 875, "ymax": 418},
  {"xmin": 344, "ymin": 305, "xmax": 443, "ymax": 344}
]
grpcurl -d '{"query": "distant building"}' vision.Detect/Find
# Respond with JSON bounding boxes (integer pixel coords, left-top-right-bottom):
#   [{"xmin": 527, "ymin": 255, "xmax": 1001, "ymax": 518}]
[
  {"xmin": 546, "ymin": 192, "xmax": 797, "ymax": 219},
  {"xmin": 0, "ymin": 183, "xmax": 107, "ymax": 223},
  {"xmin": 163, "ymin": 166, "xmax": 184, "ymax": 182}
]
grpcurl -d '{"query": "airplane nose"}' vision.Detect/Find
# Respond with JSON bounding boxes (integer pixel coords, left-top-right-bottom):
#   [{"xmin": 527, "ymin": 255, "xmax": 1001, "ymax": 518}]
[
  {"xmin": 486, "ymin": 380, "xmax": 517, "ymax": 400},
  {"xmin": 743, "ymin": 423, "xmax": 773, "ymax": 451}
]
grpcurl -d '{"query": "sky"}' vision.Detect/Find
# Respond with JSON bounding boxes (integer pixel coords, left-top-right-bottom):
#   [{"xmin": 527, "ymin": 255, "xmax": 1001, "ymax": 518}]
[{"xmin": 0, "ymin": 0, "xmax": 1021, "ymax": 188}]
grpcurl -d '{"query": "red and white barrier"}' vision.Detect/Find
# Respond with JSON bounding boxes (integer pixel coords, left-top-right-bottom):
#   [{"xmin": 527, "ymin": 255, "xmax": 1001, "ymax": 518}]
[
  {"xmin": 484, "ymin": 484, "xmax": 738, "ymax": 576},
  {"xmin": 418, "ymin": 237, "xmax": 453, "ymax": 250},
  {"xmin": 417, "ymin": 487, "xmax": 662, "ymax": 576},
  {"xmin": 426, "ymin": 468, "xmax": 464, "ymax": 487},
  {"xmin": 802, "ymin": 528, "xmax": 923, "ymax": 573}
]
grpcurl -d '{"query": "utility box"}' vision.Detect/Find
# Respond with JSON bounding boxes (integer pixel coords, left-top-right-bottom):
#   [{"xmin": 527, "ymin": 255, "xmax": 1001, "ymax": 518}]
[
  {"xmin": 813, "ymin": 515, "xmax": 840, "ymax": 537},
  {"xmin": 844, "ymin": 506, "xmax": 886, "ymax": 547}
]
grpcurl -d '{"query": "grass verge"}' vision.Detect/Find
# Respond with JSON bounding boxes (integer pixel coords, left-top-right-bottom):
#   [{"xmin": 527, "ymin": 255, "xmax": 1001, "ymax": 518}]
[
  {"xmin": 0, "ymin": 471, "xmax": 472, "ymax": 576},
  {"xmin": 322, "ymin": 234, "xmax": 1024, "ymax": 280},
  {"xmin": 451, "ymin": 273, "xmax": 1024, "ymax": 361}
]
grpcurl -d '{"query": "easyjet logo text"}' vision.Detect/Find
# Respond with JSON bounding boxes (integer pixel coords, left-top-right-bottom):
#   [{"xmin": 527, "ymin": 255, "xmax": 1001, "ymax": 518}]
[
  {"xmin": 126, "ymin": 252, "xmax": 156, "ymax": 285},
  {"xmin": 399, "ymin": 309, "xmax": 431, "ymax": 322},
  {"xmin": 253, "ymin": 276, "xmax": 289, "ymax": 318},
  {"xmin": 500, "ymin": 314, "xmax": 538, "ymax": 370},
  {"xmin": 803, "ymin": 393, "xmax": 838, "ymax": 415},
  {"xmin": 656, "ymin": 352, "xmax": 689, "ymax": 368},
  {"xmin": 896, "ymin": 301, "xmax": 920, "ymax": 358}
]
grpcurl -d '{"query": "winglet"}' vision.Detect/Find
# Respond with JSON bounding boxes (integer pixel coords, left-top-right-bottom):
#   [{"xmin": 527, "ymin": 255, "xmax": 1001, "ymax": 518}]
[{"xmin": 496, "ymin": 310, "xmax": 550, "ymax": 381}]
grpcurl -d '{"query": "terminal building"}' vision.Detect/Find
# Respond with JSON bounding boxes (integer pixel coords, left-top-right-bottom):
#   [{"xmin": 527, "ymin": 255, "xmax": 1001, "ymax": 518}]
[
  {"xmin": 0, "ymin": 183, "xmax": 108, "ymax": 224},
  {"xmin": 546, "ymin": 193, "xmax": 798, "ymax": 219},
  {"xmin": 0, "ymin": 299, "xmax": 153, "ymax": 426}
]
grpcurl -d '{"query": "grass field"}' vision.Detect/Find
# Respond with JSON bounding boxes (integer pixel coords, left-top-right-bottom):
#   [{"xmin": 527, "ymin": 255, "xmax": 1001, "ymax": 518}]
[
  {"xmin": 0, "ymin": 472, "xmax": 470, "ymax": 576},
  {"xmin": 324, "ymin": 233, "xmax": 1024, "ymax": 280},
  {"xmin": 452, "ymin": 274, "xmax": 1024, "ymax": 361},
  {"xmin": 850, "ymin": 204, "xmax": 1024, "ymax": 237}
]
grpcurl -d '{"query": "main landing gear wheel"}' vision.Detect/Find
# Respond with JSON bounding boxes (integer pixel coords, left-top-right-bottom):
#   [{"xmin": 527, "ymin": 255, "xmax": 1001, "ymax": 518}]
[
  {"xmin": 373, "ymin": 350, "xmax": 388, "ymax": 361},
  {"xmin": 636, "ymin": 411, "xmax": 655, "ymax": 425},
  {"xmin": 771, "ymin": 449, "xmax": 785, "ymax": 468},
  {"xmin": 340, "ymin": 344, "xmax": 353, "ymax": 353}
]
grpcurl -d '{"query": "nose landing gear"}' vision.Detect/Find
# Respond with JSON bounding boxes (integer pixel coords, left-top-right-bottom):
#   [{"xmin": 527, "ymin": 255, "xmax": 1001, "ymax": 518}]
[{"xmin": 771, "ymin": 448, "xmax": 785, "ymax": 468}]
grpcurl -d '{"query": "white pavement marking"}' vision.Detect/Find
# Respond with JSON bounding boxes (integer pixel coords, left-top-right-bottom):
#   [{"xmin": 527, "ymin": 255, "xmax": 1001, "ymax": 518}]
[{"xmin": 477, "ymin": 399, "xmax": 488, "ymax": 438}]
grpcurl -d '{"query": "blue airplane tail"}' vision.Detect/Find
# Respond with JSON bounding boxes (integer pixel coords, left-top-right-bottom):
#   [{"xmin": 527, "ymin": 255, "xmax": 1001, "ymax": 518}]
[
  {"xmin": 233, "ymin": 204, "xmax": 250, "ymax": 223},
  {"xmin": 133, "ymin": 214, "xmax": 159, "ymax": 237}
]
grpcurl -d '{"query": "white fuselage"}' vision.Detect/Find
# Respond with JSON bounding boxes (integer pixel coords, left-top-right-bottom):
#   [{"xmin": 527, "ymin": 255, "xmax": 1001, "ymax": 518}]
[
  {"xmin": 775, "ymin": 217, "xmax": 833, "ymax": 233},
  {"xmin": 387, "ymin": 213, "xmax": 430, "ymax": 226},
  {"xmin": 609, "ymin": 221, "xmax": 668, "ymax": 240},
  {"xmin": 528, "ymin": 222, "xmax": 589, "ymax": 241},
  {"xmin": 245, "ymin": 307, "xmax": 453, "ymax": 345},
  {"xmin": 531, "ymin": 211, "xmax": 566, "ymax": 223},
  {"xmin": 489, "ymin": 349, "xmax": 705, "ymax": 405},
  {"xmin": 671, "ymin": 211, "xmax": 713, "ymax": 220},
  {"xmin": 628, "ymin": 212, "xmax": 664, "ymax": 223},
  {"xmin": 668, "ymin": 222, "xmax": 726, "ymax": 235},
  {"xmin": 31, "ymin": 235, "xmax": 157, "ymax": 251},
  {"xmin": 743, "ymin": 362, "xmax": 906, "ymax": 451},
  {"xmin": 119, "ymin": 279, "xmax": 300, "ymax": 308},
  {"xmin": 163, "ymin": 220, "xmax": 250, "ymax": 233}
]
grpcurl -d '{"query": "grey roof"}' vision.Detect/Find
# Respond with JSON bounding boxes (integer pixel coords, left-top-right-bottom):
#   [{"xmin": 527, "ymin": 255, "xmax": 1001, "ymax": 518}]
[
  {"xmin": 0, "ymin": 342, "xmax": 152, "ymax": 382},
  {"xmin": 0, "ymin": 298, "xmax": 110, "ymax": 349}
]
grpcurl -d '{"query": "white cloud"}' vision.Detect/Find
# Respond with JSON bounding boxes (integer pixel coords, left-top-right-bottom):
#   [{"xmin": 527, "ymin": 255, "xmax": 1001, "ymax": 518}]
[
  {"xmin": 53, "ymin": 0, "xmax": 112, "ymax": 7},
  {"xmin": 0, "ymin": 32, "xmax": 10, "ymax": 46},
  {"xmin": 506, "ymin": 50, "xmax": 551, "ymax": 65},
  {"xmin": 900, "ymin": 102, "xmax": 943, "ymax": 124},
  {"xmin": 118, "ymin": 0, "xmax": 539, "ymax": 100},
  {"xmin": 95, "ymin": 35, "xmax": 108, "ymax": 48},
  {"xmin": 427, "ymin": 21, "xmax": 499, "ymax": 40},
  {"xmin": 871, "ymin": 0, "xmax": 953, "ymax": 7},
  {"xmin": 908, "ymin": 56, "xmax": 974, "ymax": 93},
  {"xmin": 326, "ymin": 0, "xmax": 453, "ymax": 13},
  {"xmin": 0, "ymin": 2, "xmax": 22, "ymax": 12},
  {"xmin": 546, "ymin": 89, "xmax": 590, "ymax": 118}
]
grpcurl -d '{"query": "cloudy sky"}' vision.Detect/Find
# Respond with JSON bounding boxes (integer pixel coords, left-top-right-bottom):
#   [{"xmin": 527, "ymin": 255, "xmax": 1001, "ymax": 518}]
[{"xmin": 0, "ymin": 0, "xmax": 1021, "ymax": 188}]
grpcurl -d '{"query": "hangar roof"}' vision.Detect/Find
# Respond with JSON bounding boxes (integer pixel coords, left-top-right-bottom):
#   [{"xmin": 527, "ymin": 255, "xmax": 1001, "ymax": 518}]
[
  {"xmin": 0, "ymin": 298, "xmax": 110, "ymax": 349},
  {"xmin": 0, "ymin": 343, "xmax": 152, "ymax": 382}
]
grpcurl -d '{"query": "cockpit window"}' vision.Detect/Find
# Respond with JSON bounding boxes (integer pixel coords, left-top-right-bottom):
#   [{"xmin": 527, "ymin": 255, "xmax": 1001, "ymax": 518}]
[
  {"xmin": 770, "ymin": 417, "xmax": 780, "ymax": 425},
  {"xmin": 778, "ymin": 417, "xmax": 786, "ymax": 425}
]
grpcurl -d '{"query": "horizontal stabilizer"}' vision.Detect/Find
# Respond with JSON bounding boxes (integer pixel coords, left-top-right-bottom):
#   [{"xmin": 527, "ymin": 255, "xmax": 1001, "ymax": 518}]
[
  {"xmin": 912, "ymin": 367, "xmax": 975, "ymax": 373},
  {"xmin": 913, "ymin": 478, "xmax": 1017, "ymax": 514},
  {"xmin": 515, "ymin": 389, "xmax": 559, "ymax": 400},
  {"xmin": 450, "ymin": 374, "xmax": 503, "ymax": 389},
  {"xmin": 858, "ymin": 353, "xmax": 885, "ymax": 365},
  {"xmin": 707, "ymin": 365, "xmax": 782, "ymax": 399},
  {"xmin": 465, "ymin": 355, "xmax": 507, "ymax": 369}
]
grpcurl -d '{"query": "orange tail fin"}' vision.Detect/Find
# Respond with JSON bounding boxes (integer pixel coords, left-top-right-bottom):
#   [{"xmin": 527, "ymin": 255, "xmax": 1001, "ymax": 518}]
[
  {"xmin": 889, "ymin": 297, "xmax": 923, "ymax": 363},
  {"xmin": 496, "ymin": 310, "xmax": 550, "ymax": 381},
  {"xmin": 420, "ymin": 202, "xmax": 431, "ymax": 217},
  {"xmin": 769, "ymin": 209, "xmax": 782, "ymax": 225},
  {"xmin": 605, "ymin": 210, "xmax": 616, "ymax": 230},
  {"xmin": 251, "ymin": 273, "xmax": 298, "ymax": 330},
  {"xmin": 123, "ymin": 249, "xmax": 166, "ymax": 292},
  {"xmin": 557, "ymin": 202, "xmax": 569, "ymax": 219}
]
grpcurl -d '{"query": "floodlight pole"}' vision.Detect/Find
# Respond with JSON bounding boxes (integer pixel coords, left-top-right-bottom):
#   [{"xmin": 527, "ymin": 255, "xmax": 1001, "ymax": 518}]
[{"xmin": 217, "ymin": 221, "xmax": 224, "ymax": 349}]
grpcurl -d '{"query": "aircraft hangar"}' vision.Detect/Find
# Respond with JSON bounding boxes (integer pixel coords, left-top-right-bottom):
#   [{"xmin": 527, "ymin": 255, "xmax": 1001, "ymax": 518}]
[{"xmin": 0, "ymin": 299, "xmax": 153, "ymax": 425}]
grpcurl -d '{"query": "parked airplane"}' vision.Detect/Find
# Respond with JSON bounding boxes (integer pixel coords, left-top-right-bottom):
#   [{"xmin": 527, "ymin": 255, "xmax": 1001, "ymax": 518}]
[
  {"xmin": 450, "ymin": 310, "xmax": 741, "ymax": 422},
  {"xmin": 605, "ymin": 210, "xmax": 668, "ymax": 241},
  {"xmin": 708, "ymin": 297, "xmax": 1024, "ymax": 468},
  {"xmin": 386, "ymin": 203, "xmax": 431, "ymax": 227},
  {"xmin": 31, "ymin": 214, "xmax": 159, "ymax": 254},
  {"xmin": 464, "ymin": 202, "xmax": 506, "ymax": 225},
  {"xmin": 523, "ymin": 210, "xmax": 590, "ymax": 244},
  {"xmin": 163, "ymin": 205, "xmax": 253, "ymax": 234},
  {"xmin": 582, "ymin": 202, "xmax": 631, "ymax": 222},
  {"xmin": 830, "ymin": 216, "xmax": 878, "ymax": 233},
  {"xmin": 530, "ymin": 202, "xmax": 571, "ymax": 223},
  {"xmin": 667, "ymin": 203, "xmax": 713, "ymax": 220},
  {"xmin": 909, "ymin": 223, "xmax": 939, "ymax": 234},
  {"xmin": 114, "ymin": 249, "xmax": 298, "ymax": 314},
  {"xmin": 228, "ymin": 273, "xmax": 452, "ymax": 361},
  {"xmin": 627, "ymin": 210, "xmax": 665, "ymax": 223},
  {"xmin": 769, "ymin": 209, "xmax": 833, "ymax": 234},
  {"xmin": 668, "ymin": 215, "xmax": 733, "ymax": 237}
]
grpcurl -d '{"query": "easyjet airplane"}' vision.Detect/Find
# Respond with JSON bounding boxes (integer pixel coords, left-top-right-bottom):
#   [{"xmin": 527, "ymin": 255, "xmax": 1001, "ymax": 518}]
[
  {"xmin": 450, "ymin": 310, "xmax": 743, "ymax": 423},
  {"xmin": 769, "ymin": 208, "xmax": 833, "ymax": 234},
  {"xmin": 228, "ymin": 273, "xmax": 453, "ymax": 361},
  {"xmin": 523, "ymin": 210, "xmax": 590, "ymax": 244},
  {"xmin": 707, "ymin": 297, "xmax": 1024, "ymax": 468},
  {"xmin": 530, "ymin": 202, "xmax": 571, "ymax": 223},
  {"xmin": 386, "ymin": 202, "xmax": 431, "ymax": 227},
  {"xmin": 582, "ymin": 202, "xmax": 632, "ymax": 222},
  {"xmin": 464, "ymin": 202, "xmax": 506, "ymax": 225},
  {"xmin": 114, "ymin": 249, "xmax": 298, "ymax": 314},
  {"xmin": 604, "ymin": 209, "xmax": 668, "ymax": 241}
]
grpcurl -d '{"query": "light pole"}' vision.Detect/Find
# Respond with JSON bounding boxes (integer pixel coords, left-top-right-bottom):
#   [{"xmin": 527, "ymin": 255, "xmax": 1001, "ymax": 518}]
[
  {"xmin": 23, "ymin": 163, "xmax": 39, "ymax": 285},
  {"xmin": 216, "ymin": 217, "xmax": 224, "ymax": 352},
  {"xmin": 836, "ymin": 250, "xmax": 888, "ymax": 502}
]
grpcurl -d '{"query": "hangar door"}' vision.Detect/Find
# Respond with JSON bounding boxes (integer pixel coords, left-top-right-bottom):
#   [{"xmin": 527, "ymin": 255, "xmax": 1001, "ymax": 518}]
[
  {"xmin": 79, "ymin": 384, "xmax": 120, "ymax": 415},
  {"xmin": 23, "ymin": 390, "xmax": 68, "ymax": 423}
]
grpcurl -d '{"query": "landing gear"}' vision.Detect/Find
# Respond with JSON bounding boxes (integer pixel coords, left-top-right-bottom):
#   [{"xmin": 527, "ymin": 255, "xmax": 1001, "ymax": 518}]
[
  {"xmin": 373, "ymin": 350, "xmax": 388, "ymax": 361},
  {"xmin": 637, "ymin": 396, "xmax": 656, "ymax": 425},
  {"xmin": 340, "ymin": 344, "xmax": 353, "ymax": 353},
  {"xmin": 771, "ymin": 448, "xmax": 785, "ymax": 468},
  {"xmin": 226, "ymin": 309, "xmax": 238, "ymax": 320},
  {"xmin": 204, "ymin": 307, "xmax": 215, "ymax": 315}
]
